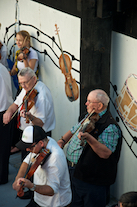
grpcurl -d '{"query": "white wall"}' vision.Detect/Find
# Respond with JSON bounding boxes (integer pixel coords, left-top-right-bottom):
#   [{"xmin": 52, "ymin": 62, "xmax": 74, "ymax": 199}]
[
  {"xmin": 0, "ymin": 0, "xmax": 81, "ymax": 142},
  {"xmin": 110, "ymin": 31, "xmax": 137, "ymax": 199}
]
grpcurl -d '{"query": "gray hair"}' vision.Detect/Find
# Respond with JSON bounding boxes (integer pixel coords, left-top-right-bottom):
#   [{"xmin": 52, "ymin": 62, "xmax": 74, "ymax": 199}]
[
  {"xmin": 18, "ymin": 67, "xmax": 36, "ymax": 78},
  {"xmin": 95, "ymin": 89, "xmax": 110, "ymax": 106}
]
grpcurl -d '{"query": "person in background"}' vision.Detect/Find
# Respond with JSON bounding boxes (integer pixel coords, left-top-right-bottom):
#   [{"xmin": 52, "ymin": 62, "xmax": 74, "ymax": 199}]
[
  {"xmin": 58, "ymin": 89, "xmax": 122, "ymax": 207},
  {"xmin": 0, "ymin": 63, "xmax": 13, "ymax": 184},
  {"xmin": 119, "ymin": 191, "xmax": 137, "ymax": 207},
  {"xmin": 0, "ymin": 40, "xmax": 8, "ymax": 68},
  {"xmin": 13, "ymin": 125, "xmax": 72, "ymax": 207},
  {"xmin": 9, "ymin": 30, "xmax": 38, "ymax": 77},
  {"xmin": 112, "ymin": 191, "xmax": 137, "ymax": 207}
]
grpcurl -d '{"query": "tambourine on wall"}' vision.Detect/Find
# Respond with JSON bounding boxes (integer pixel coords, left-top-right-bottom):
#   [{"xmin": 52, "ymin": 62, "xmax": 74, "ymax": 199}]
[{"xmin": 115, "ymin": 73, "xmax": 137, "ymax": 132}]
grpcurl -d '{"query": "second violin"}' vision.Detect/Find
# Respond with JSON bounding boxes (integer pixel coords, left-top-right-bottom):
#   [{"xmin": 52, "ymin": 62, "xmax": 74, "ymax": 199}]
[{"xmin": 18, "ymin": 46, "xmax": 30, "ymax": 61}]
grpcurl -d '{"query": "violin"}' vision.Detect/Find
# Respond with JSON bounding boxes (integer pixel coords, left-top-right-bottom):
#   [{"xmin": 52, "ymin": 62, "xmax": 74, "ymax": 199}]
[
  {"xmin": 79, "ymin": 111, "xmax": 99, "ymax": 146},
  {"xmin": 18, "ymin": 46, "xmax": 30, "ymax": 61},
  {"xmin": 55, "ymin": 24, "xmax": 79, "ymax": 102},
  {"xmin": 17, "ymin": 148, "xmax": 51, "ymax": 197},
  {"xmin": 71, "ymin": 110, "xmax": 99, "ymax": 146},
  {"xmin": 7, "ymin": 84, "xmax": 38, "ymax": 125},
  {"xmin": 23, "ymin": 88, "xmax": 38, "ymax": 123}
]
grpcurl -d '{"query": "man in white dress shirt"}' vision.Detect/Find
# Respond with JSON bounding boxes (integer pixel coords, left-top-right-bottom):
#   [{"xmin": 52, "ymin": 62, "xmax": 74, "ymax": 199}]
[{"xmin": 13, "ymin": 125, "xmax": 72, "ymax": 207}]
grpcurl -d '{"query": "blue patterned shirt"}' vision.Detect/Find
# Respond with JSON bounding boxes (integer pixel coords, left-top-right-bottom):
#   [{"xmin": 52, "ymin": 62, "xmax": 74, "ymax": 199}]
[{"xmin": 66, "ymin": 109, "xmax": 121, "ymax": 164}]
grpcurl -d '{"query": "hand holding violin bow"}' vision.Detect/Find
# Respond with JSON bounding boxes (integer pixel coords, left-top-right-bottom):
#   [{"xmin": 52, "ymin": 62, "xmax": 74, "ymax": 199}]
[{"xmin": 77, "ymin": 110, "xmax": 99, "ymax": 146}]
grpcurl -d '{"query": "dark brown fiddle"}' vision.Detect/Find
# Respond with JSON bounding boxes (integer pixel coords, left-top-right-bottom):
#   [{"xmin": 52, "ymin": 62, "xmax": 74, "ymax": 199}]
[
  {"xmin": 70, "ymin": 110, "xmax": 99, "ymax": 146},
  {"xmin": 22, "ymin": 88, "xmax": 38, "ymax": 123},
  {"xmin": 17, "ymin": 148, "xmax": 50, "ymax": 197},
  {"xmin": 80, "ymin": 112, "xmax": 99, "ymax": 146},
  {"xmin": 18, "ymin": 46, "xmax": 30, "ymax": 61}
]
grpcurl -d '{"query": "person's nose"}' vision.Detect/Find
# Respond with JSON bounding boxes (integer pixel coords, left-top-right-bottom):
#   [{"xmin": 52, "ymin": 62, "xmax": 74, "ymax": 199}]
[{"xmin": 85, "ymin": 101, "xmax": 88, "ymax": 106}]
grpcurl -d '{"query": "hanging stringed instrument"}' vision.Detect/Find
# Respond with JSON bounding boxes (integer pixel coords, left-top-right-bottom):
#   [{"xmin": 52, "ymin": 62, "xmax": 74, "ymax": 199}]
[{"xmin": 55, "ymin": 24, "xmax": 79, "ymax": 102}]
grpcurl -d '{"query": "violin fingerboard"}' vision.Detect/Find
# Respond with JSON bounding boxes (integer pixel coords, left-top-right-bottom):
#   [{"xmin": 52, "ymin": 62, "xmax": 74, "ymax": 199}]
[{"xmin": 41, "ymin": 151, "xmax": 51, "ymax": 166}]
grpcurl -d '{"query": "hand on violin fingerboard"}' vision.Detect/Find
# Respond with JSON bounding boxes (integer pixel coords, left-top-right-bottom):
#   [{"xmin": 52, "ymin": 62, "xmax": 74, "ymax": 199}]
[
  {"xmin": 18, "ymin": 52, "xmax": 28, "ymax": 61},
  {"xmin": 17, "ymin": 178, "xmax": 33, "ymax": 190},
  {"xmin": 20, "ymin": 109, "xmax": 27, "ymax": 118}
]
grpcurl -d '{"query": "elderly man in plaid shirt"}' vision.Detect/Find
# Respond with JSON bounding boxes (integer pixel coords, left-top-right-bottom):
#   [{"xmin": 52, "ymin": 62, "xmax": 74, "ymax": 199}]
[{"xmin": 58, "ymin": 89, "xmax": 122, "ymax": 207}]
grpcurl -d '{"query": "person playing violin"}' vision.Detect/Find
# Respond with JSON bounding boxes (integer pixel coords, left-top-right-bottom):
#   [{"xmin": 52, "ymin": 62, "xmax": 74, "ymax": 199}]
[
  {"xmin": 9, "ymin": 30, "xmax": 39, "ymax": 154},
  {"xmin": 57, "ymin": 89, "xmax": 122, "ymax": 207},
  {"xmin": 12, "ymin": 125, "xmax": 72, "ymax": 207},
  {"xmin": 10, "ymin": 30, "xmax": 38, "ymax": 77},
  {"xmin": 3, "ymin": 67, "xmax": 55, "ymax": 161}
]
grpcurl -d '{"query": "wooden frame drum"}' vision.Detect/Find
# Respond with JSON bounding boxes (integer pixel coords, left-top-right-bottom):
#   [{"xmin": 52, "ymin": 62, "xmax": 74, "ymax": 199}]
[{"xmin": 115, "ymin": 74, "xmax": 137, "ymax": 131}]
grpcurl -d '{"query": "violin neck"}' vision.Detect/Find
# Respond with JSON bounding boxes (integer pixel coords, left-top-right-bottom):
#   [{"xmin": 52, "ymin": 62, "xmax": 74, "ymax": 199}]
[
  {"xmin": 57, "ymin": 33, "xmax": 69, "ymax": 74},
  {"xmin": 88, "ymin": 110, "xmax": 96, "ymax": 119}
]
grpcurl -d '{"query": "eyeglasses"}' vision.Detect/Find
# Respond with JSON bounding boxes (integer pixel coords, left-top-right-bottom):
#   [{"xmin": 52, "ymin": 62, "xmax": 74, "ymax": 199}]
[
  {"xmin": 19, "ymin": 76, "xmax": 33, "ymax": 86},
  {"xmin": 86, "ymin": 100, "xmax": 100, "ymax": 104},
  {"xmin": 29, "ymin": 143, "xmax": 37, "ymax": 150}
]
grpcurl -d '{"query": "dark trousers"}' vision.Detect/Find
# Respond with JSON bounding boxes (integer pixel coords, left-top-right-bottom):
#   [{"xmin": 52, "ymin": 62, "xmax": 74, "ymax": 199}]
[
  {"xmin": 26, "ymin": 198, "xmax": 40, "ymax": 207},
  {"xmin": 26, "ymin": 198, "xmax": 71, "ymax": 207},
  {"xmin": 0, "ymin": 111, "xmax": 14, "ymax": 184},
  {"xmin": 67, "ymin": 162, "xmax": 76, "ymax": 200},
  {"xmin": 71, "ymin": 177, "xmax": 109, "ymax": 207}
]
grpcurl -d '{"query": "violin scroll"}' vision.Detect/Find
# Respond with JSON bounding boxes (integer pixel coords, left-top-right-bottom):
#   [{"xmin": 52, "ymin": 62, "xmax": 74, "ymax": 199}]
[{"xmin": 17, "ymin": 183, "xmax": 25, "ymax": 197}]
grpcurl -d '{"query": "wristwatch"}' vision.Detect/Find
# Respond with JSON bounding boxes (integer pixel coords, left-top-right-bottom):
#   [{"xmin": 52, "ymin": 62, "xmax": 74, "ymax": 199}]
[{"xmin": 30, "ymin": 184, "xmax": 36, "ymax": 191}]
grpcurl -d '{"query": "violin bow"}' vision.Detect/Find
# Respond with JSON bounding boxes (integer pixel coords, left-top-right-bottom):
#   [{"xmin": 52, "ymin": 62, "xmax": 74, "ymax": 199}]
[{"xmin": 65, "ymin": 109, "xmax": 96, "ymax": 147}]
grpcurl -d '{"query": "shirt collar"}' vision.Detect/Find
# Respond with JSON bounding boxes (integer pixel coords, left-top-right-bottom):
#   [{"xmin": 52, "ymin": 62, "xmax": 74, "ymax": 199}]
[{"xmin": 98, "ymin": 108, "xmax": 107, "ymax": 117}]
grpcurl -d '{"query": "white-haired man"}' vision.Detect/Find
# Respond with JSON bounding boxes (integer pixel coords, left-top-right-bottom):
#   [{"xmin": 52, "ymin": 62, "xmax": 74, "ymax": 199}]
[
  {"xmin": 3, "ymin": 67, "xmax": 55, "ymax": 156},
  {"xmin": 58, "ymin": 89, "xmax": 122, "ymax": 207}
]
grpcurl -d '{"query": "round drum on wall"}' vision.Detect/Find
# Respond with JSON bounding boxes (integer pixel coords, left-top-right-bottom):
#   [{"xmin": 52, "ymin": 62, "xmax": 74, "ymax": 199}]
[{"xmin": 115, "ymin": 73, "xmax": 137, "ymax": 131}]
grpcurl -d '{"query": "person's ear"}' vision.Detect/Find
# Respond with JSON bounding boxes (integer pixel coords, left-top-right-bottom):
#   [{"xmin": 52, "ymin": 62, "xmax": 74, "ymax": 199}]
[
  {"xmin": 33, "ymin": 76, "xmax": 37, "ymax": 82},
  {"xmin": 39, "ymin": 140, "xmax": 44, "ymax": 147},
  {"xmin": 98, "ymin": 102, "xmax": 104, "ymax": 110}
]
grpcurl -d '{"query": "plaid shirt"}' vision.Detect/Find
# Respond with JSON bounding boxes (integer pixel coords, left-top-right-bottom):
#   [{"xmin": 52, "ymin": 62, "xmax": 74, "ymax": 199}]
[{"xmin": 66, "ymin": 109, "xmax": 121, "ymax": 164}]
